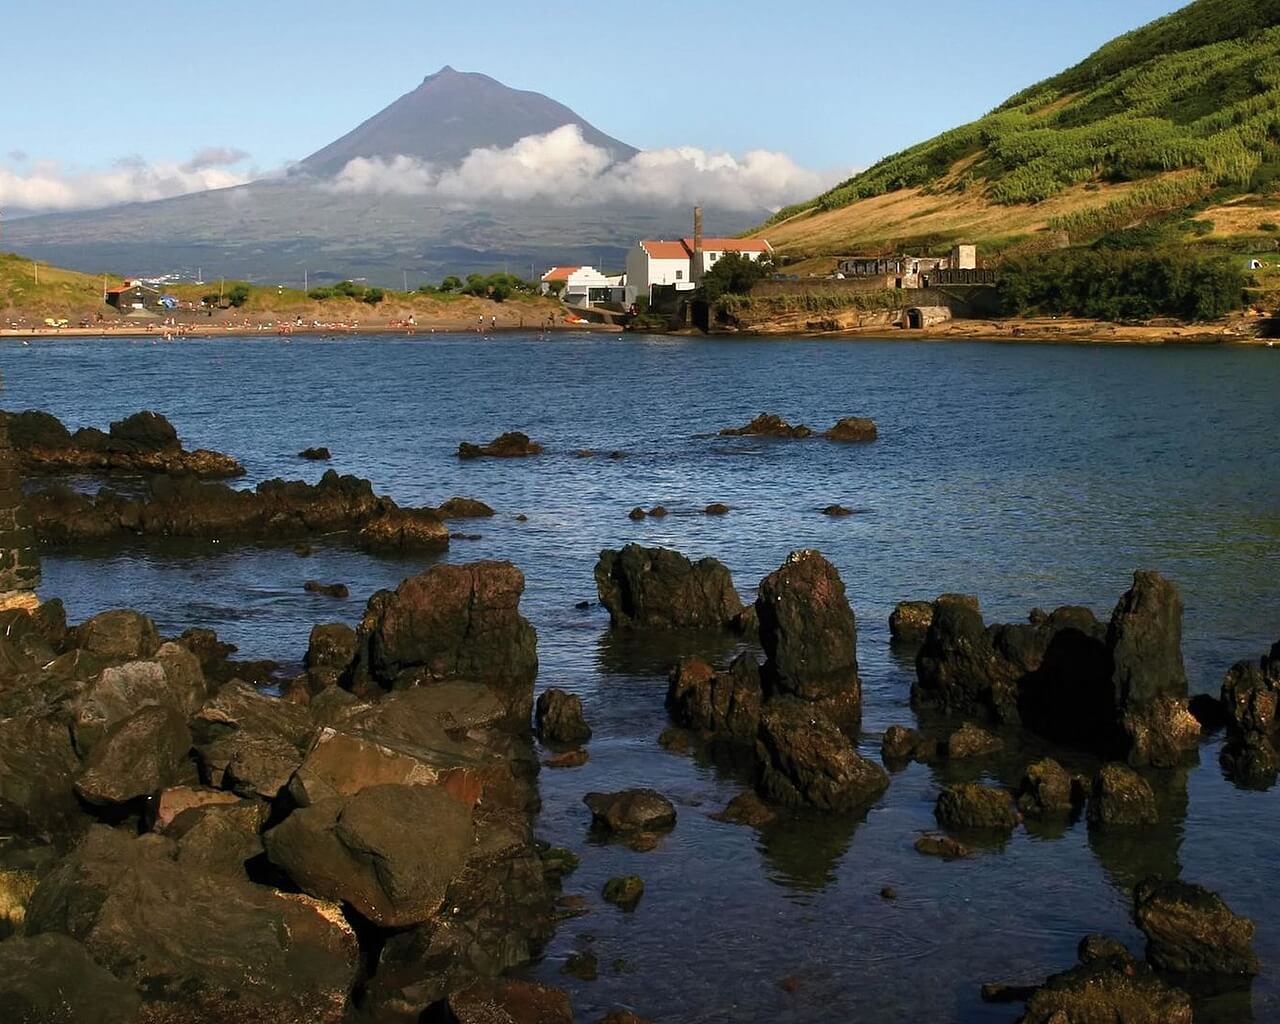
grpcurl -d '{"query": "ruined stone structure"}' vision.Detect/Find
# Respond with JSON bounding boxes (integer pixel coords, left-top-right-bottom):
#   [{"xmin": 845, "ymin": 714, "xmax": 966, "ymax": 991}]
[{"xmin": 0, "ymin": 414, "xmax": 40, "ymax": 609}]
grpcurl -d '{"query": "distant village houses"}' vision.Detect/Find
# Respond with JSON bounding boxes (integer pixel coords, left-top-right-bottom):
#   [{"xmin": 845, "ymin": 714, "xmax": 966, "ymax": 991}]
[
  {"xmin": 835, "ymin": 244, "xmax": 993, "ymax": 288},
  {"xmin": 105, "ymin": 280, "xmax": 178, "ymax": 315}
]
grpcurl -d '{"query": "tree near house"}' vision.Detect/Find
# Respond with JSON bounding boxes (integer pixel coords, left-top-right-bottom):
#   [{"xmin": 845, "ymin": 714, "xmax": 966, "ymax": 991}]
[{"xmin": 697, "ymin": 252, "xmax": 776, "ymax": 303}]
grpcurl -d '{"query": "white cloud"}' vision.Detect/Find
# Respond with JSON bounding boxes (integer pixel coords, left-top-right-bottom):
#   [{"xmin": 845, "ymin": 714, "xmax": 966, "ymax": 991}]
[
  {"xmin": 0, "ymin": 151, "xmax": 253, "ymax": 213},
  {"xmin": 329, "ymin": 124, "xmax": 838, "ymax": 212}
]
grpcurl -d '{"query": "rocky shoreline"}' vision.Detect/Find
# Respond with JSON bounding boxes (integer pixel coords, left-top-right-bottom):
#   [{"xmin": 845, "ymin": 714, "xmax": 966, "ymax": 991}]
[{"xmin": 0, "ymin": 410, "xmax": 1271, "ymax": 1024}]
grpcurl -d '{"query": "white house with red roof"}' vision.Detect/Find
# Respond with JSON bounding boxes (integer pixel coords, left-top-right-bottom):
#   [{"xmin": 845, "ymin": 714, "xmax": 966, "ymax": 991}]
[
  {"xmin": 538, "ymin": 265, "xmax": 618, "ymax": 306},
  {"xmin": 624, "ymin": 233, "xmax": 772, "ymax": 305}
]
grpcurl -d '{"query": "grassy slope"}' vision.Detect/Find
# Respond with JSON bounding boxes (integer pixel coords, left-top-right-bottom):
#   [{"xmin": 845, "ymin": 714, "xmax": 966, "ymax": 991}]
[
  {"xmin": 0, "ymin": 252, "xmax": 560, "ymax": 323},
  {"xmin": 762, "ymin": 0, "xmax": 1280, "ymax": 257}
]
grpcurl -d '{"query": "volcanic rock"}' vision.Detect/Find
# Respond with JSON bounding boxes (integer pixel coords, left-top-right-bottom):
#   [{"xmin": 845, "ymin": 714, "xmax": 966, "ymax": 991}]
[
  {"xmin": 458, "ymin": 431, "xmax": 543, "ymax": 459},
  {"xmin": 934, "ymin": 782, "xmax": 1017, "ymax": 833},
  {"xmin": 535, "ymin": 688, "xmax": 592, "ymax": 744},
  {"xmin": 583, "ymin": 789, "xmax": 676, "ymax": 834},
  {"xmin": 594, "ymin": 544, "xmax": 743, "ymax": 630},
  {"xmin": 1087, "ymin": 764, "xmax": 1158, "ymax": 825},
  {"xmin": 719, "ymin": 413, "xmax": 812, "ymax": 439},
  {"xmin": 666, "ymin": 654, "xmax": 763, "ymax": 741},
  {"xmin": 823, "ymin": 416, "xmax": 878, "ymax": 442},
  {"xmin": 756, "ymin": 550, "xmax": 860, "ymax": 706},
  {"xmin": 1133, "ymin": 877, "xmax": 1259, "ymax": 977},
  {"xmin": 755, "ymin": 698, "xmax": 888, "ymax": 812}
]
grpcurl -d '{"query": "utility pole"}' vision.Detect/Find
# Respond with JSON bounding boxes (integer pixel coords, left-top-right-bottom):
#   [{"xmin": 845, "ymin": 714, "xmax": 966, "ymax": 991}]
[
  {"xmin": 32, "ymin": 262, "xmax": 38, "ymax": 286},
  {"xmin": 403, "ymin": 270, "xmax": 408, "ymax": 293},
  {"xmin": 303, "ymin": 268, "xmax": 308, "ymax": 293}
]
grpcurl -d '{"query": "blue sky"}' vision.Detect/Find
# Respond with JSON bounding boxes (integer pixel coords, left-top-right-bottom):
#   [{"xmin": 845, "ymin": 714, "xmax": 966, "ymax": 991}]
[{"xmin": 1, "ymin": 0, "xmax": 1184, "ymax": 210}]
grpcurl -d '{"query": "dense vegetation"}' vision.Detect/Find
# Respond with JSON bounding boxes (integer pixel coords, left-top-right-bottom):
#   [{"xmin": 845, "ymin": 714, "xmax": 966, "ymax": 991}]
[
  {"xmin": 768, "ymin": 0, "xmax": 1280, "ymax": 226},
  {"xmin": 696, "ymin": 253, "xmax": 776, "ymax": 302},
  {"xmin": 996, "ymin": 249, "xmax": 1248, "ymax": 321},
  {"xmin": 417, "ymin": 272, "xmax": 534, "ymax": 302}
]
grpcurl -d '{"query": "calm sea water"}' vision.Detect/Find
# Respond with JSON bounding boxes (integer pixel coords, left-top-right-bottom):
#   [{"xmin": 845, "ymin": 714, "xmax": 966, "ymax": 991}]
[{"xmin": 4, "ymin": 333, "xmax": 1279, "ymax": 1022}]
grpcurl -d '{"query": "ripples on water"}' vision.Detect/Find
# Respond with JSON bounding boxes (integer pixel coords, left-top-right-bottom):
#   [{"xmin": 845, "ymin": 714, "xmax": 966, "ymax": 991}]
[{"xmin": 5, "ymin": 333, "xmax": 1279, "ymax": 1021}]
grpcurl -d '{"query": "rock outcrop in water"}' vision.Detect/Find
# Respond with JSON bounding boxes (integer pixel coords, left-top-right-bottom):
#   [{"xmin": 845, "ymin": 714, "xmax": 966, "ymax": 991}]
[
  {"xmin": 594, "ymin": 544, "xmax": 744, "ymax": 630},
  {"xmin": 719, "ymin": 412, "xmax": 813, "ymax": 439},
  {"xmin": 0, "ymin": 412, "xmax": 41, "ymax": 612},
  {"xmin": 457, "ymin": 431, "xmax": 544, "ymax": 459},
  {"xmin": 346, "ymin": 560, "xmax": 539, "ymax": 722},
  {"xmin": 662, "ymin": 550, "xmax": 882, "ymax": 814},
  {"xmin": 27, "ymin": 469, "xmax": 450, "ymax": 553},
  {"xmin": 4, "ymin": 408, "xmax": 245, "ymax": 478},
  {"xmin": 1216, "ymin": 638, "xmax": 1280, "ymax": 788},
  {"xmin": 1133, "ymin": 877, "xmax": 1258, "ymax": 977},
  {"xmin": 823, "ymin": 416, "xmax": 878, "ymax": 442},
  {"xmin": 912, "ymin": 571, "xmax": 1199, "ymax": 767},
  {"xmin": 0, "ymin": 561, "xmax": 560, "ymax": 1023}
]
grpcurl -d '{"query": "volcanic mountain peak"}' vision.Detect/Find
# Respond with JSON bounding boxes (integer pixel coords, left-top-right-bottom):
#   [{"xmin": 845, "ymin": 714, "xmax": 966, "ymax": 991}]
[{"xmin": 299, "ymin": 65, "xmax": 637, "ymax": 176}]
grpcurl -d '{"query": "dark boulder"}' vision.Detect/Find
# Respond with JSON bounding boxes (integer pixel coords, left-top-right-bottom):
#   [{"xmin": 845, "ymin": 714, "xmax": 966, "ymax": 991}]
[
  {"xmin": 169, "ymin": 799, "xmax": 269, "ymax": 876},
  {"xmin": 458, "ymin": 432, "xmax": 543, "ymax": 459},
  {"xmin": 756, "ymin": 550, "xmax": 860, "ymax": 707},
  {"xmin": 305, "ymin": 622, "xmax": 357, "ymax": 691},
  {"xmin": 1108, "ymin": 570, "xmax": 1187, "ymax": 706},
  {"xmin": 1134, "ymin": 877, "xmax": 1259, "ymax": 977},
  {"xmin": 889, "ymin": 600, "xmax": 934, "ymax": 644},
  {"xmin": 1219, "ymin": 731, "xmax": 1278, "ymax": 789},
  {"xmin": 0, "ymin": 933, "xmax": 141, "ymax": 1024},
  {"xmin": 438, "ymin": 496, "xmax": 495, "ymax": 519},
  {"xmin": 426, "ymin": 979, "xmax": 574, "ymax": 1024},
  {"xmin": 666, "ymin": 654, "xmax": 763, "ymax": 741},
  {"xmin": 704, "ymin": 502, "xmax": 730, "ymax": 515},
  {"xmin": 70, "ymin": 644, "xmax": 206, "ymax": 754},
  {"xmin": 583, "ymin": 789, "xmax": 676, "ymax": 834},
  {"xmin": 881, "ymin": 724, "xmax": 927, "ymax": 764},
  {"xmin": 266, "ymin": 783, "xmax": 474, "ymax": 928},
  {"xmin": 913, "ymin": 833, "xmax": 971, "ymax": 859},
  {"xmin": 594, "ymin": 544, "xmax": 743, "ymax": 630},
  {"xmin": 943, "ymin": 721, "xmax": 1003, "ymax": 759},
  {"xmin": 823, "ymin": 416, "xmax": 877, "ymax": 442},
  {"xmin": 25, "ymin": 827, "xmax": 359, "ymax": 1021},
  {"xmin": 719, "ymin": 413, "xmax": 812, "ymax": 439},
  {"xmin": 356, "ymin": 505, "xmax": 450, "ymax": 552},
  {"xmin": 822, "ymin": 504, "xmax": 853, "ymax": 517},
  {"xmin": 351, "ymin": 561, "xmax": 538, "ymax": 716},
  {"xmin": 755, "ymin": 698, "xmax": 888, "ymax": 812},
  {"xmin": 535, "ymin": 688, "xmax": 592, "ymax": 744},
  {"xmin": 299, "ymin": 446, "xmax": 331, "ymax": 460},
  {"xmin": 1087, "ymin": 764, "xmax": 1158, "ymax": 826},
  {"xmin": 106, "ymin": 410, "xmax": 179, "ymax": 452},
  {"xmin": 71, "ymin": 609, "xmax": 160, "ymax": 660},
  {"xmin": 74, "ymin": 705, "xmax": 192, "ymax": 806},
  {"xmin": 1019, "ymin": 957, "xmax": 1192, "ymax": 1024},
  {"xmin": 1017, "ymin": 758, "xmax": 1080, "ymax": 818},
  {"xmin": 5, "ymin": 409, "xmax": 74, "ymax": 449},
  {"xmin": 934, "ymin": 783, "xmax": 1017, "ymax": 833},
  {"xmin": 1077, "ymin": 933, "xmax": 1135, "ymax": 966}
]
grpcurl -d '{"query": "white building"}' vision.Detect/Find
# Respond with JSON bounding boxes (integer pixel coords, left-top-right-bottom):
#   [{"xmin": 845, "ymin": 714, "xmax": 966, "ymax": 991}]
[
  {"xmin": 624, "ymin": 236, "xmax": 773, "ymax": 305},
  {"xmin": 539, "ymin": 265, "xmax": 620, "ymax": 307}
]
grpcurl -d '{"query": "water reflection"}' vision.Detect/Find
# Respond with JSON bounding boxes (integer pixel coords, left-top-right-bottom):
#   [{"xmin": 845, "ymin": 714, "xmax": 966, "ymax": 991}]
[
  {"xmin": 758, "ymin": 810, "xmax": 865, "ymax": 892},
  {"xmin": 1086, "ymin": 764, "xmax": 1191, "ymax": 893}
]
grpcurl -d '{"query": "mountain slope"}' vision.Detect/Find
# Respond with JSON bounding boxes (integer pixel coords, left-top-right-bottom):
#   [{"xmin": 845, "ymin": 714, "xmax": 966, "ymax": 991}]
[
  {"xmin": 300, "ymin": 65, "xmax": 636, "ymax": 175},
  {"xmin": 763, "ymin": 0, "xmax": 1280, "ymax": 256}
]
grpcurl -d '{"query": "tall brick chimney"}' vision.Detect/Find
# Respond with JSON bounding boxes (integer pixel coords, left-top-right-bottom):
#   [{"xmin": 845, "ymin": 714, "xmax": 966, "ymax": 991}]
[
  {"xmin": 693, "ymin": 205, "xmax": 704, "ymax": 279},
  {"xmin": 0, "ymin": 413, "xmax": 40, "ymax": 610}
]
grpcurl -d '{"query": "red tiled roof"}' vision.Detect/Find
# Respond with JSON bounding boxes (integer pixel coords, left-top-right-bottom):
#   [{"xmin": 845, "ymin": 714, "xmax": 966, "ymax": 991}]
[
  {"xmin": 640, "ymin": 240, "xmax": 691, "ymax": 260},
  {"xmin": 682, "ymin": 237, "xmax": 772, "ymax": 253},
  {"xmin": 541, "ymin": 265, "xmax": 581, "ymax": 282},
  {"xmin": 106, "ymin": 284, "xmax": 130, "ymax": 294}
]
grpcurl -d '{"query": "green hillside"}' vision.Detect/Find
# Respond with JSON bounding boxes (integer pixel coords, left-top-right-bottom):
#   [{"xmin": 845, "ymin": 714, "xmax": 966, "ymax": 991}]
[{"xmin": 765, "ymin": 0, "xmax": 1280, "ymax": 242}]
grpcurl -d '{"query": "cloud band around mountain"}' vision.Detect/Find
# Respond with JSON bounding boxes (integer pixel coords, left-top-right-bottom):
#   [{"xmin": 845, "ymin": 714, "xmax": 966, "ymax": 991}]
[
  {"xmin": 327, "ymin": 124, "xmax": 839, "ymax": 212},
  {"xmin": 0, "ymin": 150, "xmax": 251, "ymax": 214}
]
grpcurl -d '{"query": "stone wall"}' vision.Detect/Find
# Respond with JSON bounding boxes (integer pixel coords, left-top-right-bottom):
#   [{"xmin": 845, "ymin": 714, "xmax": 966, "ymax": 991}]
[{"xmin": 0, "ymin": 413, "xmax": 40, "ymax": 609}]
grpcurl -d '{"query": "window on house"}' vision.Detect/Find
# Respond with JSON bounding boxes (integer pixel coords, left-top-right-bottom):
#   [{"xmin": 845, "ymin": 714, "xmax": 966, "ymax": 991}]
[{"xmin": 676, "ymin": 270, "xmax": 683, "ymax": 280}]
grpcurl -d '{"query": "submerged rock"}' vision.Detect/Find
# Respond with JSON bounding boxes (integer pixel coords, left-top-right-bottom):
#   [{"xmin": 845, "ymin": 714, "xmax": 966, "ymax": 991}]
[
  {"xmin": 711, "ymin": 790, "xmax": 778, "ymax": 828},
  {"xmin": 602, "ymin": 875, "xmax": 645, "ymax": 909},
  {"xmin": 944, "ymin": 722, "xmax": 1004, "ymax": 759},
  {"xmin": 1017, "ymin": 758, "xmax": 1080, "ymax": 818},
  {"xmin": 594, "ymin": 544, "xmax": 743, "ymax": 630},
  {"xmin": 584, "ymin": 789, "xmax": 677, "ymax": 834},
  {"xmin": 1020, "ymin": 958, "xmax": 1192, "ymax": 1024},
  {"xmin": 1133, "ymin": 877, "xmax": 1259, "ymax": 977},
  {"xmin": 299, "ymin": 446, "xmax": 331, "ymax": 460},
  {"xmin": 458, "ymin": 431, "xmax": 544, "ymax": 459},
  {"xmin": 719, "ymin": 412, "xmax": 812, "ymax": 439},
  {"xmin": 881, "ymin": 724, "xmax": 927, "ymax": 764},
  {"xmin": 914, "ymin": 833, "xmax": 971, "ymax": 859},
  {"xmin": 437, "ymin": 496, "xmax": 495, "ymax": 519}
]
